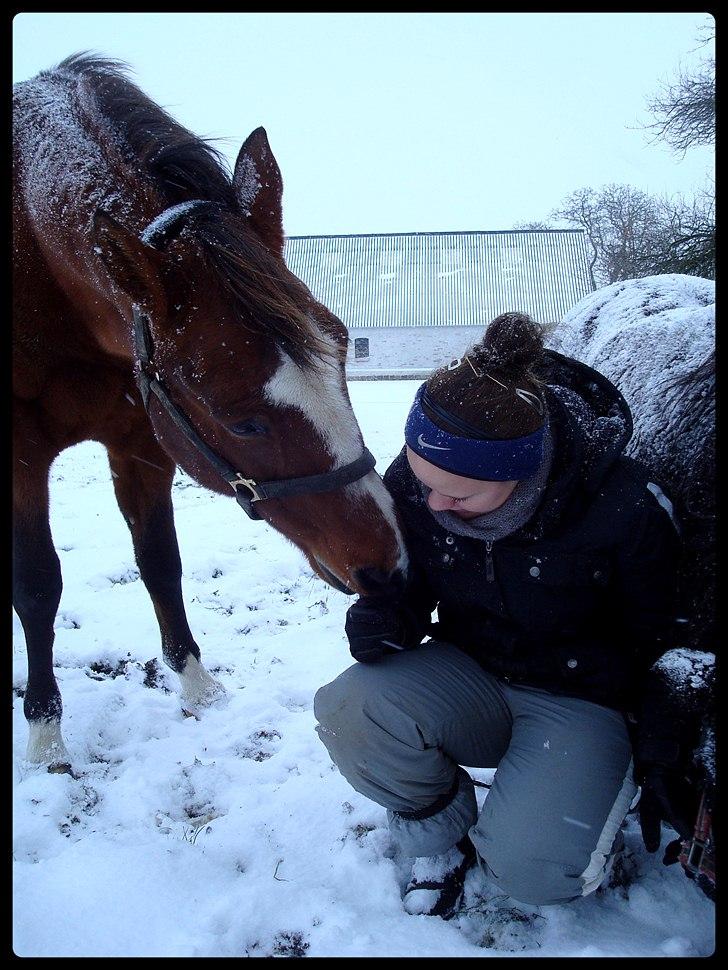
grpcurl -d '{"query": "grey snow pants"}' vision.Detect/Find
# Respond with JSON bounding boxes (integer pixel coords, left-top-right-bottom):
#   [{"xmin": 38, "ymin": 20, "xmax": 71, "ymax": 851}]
[{"xmin": 314, "ymin": 641, "xmax": 637, "ymax": 906}]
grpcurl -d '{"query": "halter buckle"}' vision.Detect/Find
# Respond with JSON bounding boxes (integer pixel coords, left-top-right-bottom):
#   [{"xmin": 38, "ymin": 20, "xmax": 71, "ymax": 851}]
[{"xmin": 229, "ymin": 474, "xmax": 263, "ymax": 502}]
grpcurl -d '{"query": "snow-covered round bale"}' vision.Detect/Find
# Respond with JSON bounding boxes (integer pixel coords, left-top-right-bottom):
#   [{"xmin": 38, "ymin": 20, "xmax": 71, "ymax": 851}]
[{"xmin": 548, "ymin": 274, "xmax": 715, "ymax": 653}]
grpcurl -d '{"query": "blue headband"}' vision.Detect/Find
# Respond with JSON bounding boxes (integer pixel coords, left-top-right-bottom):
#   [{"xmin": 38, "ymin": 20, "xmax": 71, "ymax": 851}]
[{"xmin": 404, "ymin": 384, "xmax": 546, "ymax": 481}]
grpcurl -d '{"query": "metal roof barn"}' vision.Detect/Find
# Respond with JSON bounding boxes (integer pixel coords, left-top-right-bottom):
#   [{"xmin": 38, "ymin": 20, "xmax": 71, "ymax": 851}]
[{"xmin": 284, "ymin": 230, "xmax": 594, "ymax": 330}]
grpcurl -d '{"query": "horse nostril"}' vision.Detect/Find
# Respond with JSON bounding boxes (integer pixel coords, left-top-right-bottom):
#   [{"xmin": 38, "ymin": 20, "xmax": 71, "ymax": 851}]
[{"xmin": 354, "ymin": 566, "xmax": 405, "ymax": 596}]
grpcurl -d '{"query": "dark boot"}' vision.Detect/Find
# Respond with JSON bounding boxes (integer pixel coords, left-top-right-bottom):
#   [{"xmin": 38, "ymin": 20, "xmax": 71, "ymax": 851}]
[{"xmin": 402, "ymin": 835, "xmax": 477, "ymax": 919}]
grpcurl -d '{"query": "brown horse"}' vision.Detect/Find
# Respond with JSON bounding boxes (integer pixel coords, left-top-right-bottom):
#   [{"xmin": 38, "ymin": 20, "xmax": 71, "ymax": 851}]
[{"xmin": 13, "ymin": 54, "xmax": 406, "ymax": 768}]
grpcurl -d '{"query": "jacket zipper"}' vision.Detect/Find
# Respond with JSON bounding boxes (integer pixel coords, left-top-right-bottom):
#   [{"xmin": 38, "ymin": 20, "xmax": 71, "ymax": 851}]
[{"xmin": 485, "ymin": 539, "xmax": 495, "ymax": 582}]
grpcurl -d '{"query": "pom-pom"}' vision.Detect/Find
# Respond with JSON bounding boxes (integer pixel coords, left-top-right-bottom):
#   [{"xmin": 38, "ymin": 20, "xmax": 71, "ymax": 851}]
[{"xmin": 470, "ymin": 312, "xmax": 545, "ymax": 374}]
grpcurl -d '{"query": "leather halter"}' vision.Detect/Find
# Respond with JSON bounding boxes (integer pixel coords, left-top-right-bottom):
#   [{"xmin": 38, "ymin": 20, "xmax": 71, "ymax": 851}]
[{"xmin": 131, "ymin": 201, "xmax": 376, "ymax": 520}]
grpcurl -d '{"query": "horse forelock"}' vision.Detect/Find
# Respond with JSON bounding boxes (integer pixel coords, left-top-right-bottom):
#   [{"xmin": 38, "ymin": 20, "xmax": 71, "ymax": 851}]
[{"xmin": 193, "ymin": 208, "xmax": 337, "ymax": 371}]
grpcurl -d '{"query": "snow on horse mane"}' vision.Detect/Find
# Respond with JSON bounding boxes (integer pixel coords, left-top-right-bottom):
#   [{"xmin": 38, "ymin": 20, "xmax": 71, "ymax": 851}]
[
  {"xmin": 548, "ymin": 274, "xmax": 714, "ymax": 479},
  {"xmin": 13, "ymin": 70, "xmax": 133, "ymax": 231},
  {"xmin": 548, "ymin": 273, "xmax": 715, "ymax": 653}
]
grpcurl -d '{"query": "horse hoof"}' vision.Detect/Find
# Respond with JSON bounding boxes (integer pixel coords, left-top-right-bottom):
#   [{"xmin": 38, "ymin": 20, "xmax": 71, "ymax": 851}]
[
  {"xmin": 178, "ymin": 655, "xmax": 228, "ymax": 711},
  {"xmin": 26, "ymin": 718, "xmax": 72, "ymax": 769}
]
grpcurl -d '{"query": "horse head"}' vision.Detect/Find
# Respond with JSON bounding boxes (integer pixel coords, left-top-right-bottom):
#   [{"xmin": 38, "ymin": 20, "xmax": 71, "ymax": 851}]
[{"xmin": 92, "ymin": 128, "xmax": 406, "ymax": 597}]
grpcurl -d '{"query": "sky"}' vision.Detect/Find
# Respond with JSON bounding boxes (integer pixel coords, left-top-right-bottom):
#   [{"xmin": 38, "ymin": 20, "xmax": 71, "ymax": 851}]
[{"xmin": 12, "ymin": 12, "xmax": 714, "ymax": 236}]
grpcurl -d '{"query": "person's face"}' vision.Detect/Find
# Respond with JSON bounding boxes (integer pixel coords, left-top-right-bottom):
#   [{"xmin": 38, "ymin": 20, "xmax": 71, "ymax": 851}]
[{"xmin": 406, "ymin": 446, "xmax": 518, "ymax": 519}]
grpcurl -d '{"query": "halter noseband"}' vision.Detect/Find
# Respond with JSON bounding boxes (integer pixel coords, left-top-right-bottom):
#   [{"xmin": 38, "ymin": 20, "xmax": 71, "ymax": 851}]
[{"xmin": 131, "ymin": 201, "xmax": 376, "ymax": 520}]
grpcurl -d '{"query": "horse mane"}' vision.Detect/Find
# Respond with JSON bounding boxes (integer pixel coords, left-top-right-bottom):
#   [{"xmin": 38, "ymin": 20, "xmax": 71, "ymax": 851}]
[
  {"xmin": 48, "ymin": 53, "xmax": 330, "ymax": 368},
  {"xmin": 665, "ymin": 349, "xmax": 715, "ymax": 394},
  {"xmin": 51, "ymin": 52, "xmax": 236, "ymax": 207}
]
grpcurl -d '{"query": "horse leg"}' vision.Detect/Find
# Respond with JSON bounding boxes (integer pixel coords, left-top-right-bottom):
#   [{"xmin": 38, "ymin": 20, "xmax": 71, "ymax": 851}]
[
  {"xmin": 13, "ymin": 431, "xmax": 71, "ymax": 767},
  {"xmin": 104, "ymin": 434, "xmax": 225, "ymax": 712}
]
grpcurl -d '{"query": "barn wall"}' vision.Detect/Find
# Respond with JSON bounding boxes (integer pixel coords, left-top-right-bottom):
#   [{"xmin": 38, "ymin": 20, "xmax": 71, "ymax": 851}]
[{"xmin": 346, "ymin": 325, "xmax": 486, "ymax": 370}]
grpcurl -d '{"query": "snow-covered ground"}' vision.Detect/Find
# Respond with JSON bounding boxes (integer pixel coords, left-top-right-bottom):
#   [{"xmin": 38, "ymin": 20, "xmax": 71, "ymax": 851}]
[{"xmin": 12, "ymin": 380, "xmax": 715, "ymax": 957}]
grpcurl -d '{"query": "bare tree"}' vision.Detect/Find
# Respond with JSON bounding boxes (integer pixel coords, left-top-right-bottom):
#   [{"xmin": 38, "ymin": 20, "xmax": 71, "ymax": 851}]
[
  {"xmin": 644, "ymin": 63, "xmax": 715, "ymax": 155},
  {"xmin": 642, "ymin": 22, "xmax": 715, "ymax": 156},
  {"xmin": 642, "ymin": 184, "xmax": 715, "ymax": 279},
  {"xmin": 518, "ymin": 25, "xmax": 715, "ymax": 285},
  {"xmin": 541, "ymin": 181, "xmax": 714, "ymax": 285},
  {"xmin": 511, "ymin": 221, "xmax": 553, "ymax": 231},
  {"xmin": 549, "ymin": 184, "xmax": 662, "ymax": 286}
]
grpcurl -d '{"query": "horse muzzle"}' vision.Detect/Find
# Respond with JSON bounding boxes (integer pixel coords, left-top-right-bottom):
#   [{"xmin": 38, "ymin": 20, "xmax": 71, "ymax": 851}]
[{"xmin": 314, "ymin": 559, "xmax": 355, "ymax": 595}]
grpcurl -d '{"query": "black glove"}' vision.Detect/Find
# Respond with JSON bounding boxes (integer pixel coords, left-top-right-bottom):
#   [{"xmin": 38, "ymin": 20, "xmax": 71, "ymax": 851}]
[
  {"xmin": 345, "ymin": 595, "xmax": 423, "ymax": 663},
  {"xmin": 635, "ymin": 736, "xmax": 696, "ymax": 854},
  {"xmin": 637, "ymin": 767, "xmax": 696, "ymax": 854}
]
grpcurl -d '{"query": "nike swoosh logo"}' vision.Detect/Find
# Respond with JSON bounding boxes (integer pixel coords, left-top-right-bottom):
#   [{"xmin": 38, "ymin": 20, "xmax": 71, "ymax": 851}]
[{"xmin": 418, "ymin": 433, "xmax": 451, "ymax": 451}]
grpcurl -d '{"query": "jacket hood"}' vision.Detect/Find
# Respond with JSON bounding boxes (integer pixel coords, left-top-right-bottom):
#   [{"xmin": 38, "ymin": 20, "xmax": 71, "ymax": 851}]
[
  {"xmin": 523, "ymin": 350, "xmax": 634, "ymax": 536},
  {"xmin": 540, "ymin": 349, "xmax": 633, "ymax": 488}
]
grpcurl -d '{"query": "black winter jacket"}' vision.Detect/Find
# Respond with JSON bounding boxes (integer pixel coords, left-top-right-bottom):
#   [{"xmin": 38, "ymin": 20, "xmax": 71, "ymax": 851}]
[{"xmin": 384, "ymin": 350, "xmax": 681, "ymax": 714}]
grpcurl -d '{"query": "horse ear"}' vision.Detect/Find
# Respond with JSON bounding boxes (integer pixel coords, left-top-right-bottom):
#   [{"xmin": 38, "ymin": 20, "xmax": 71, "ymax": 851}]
[
  {"xmin": 92, "ymin": 210, "xmax": 164, "ymax": 309},
  {"xmin": 233, "ymin": 127, "xmax": 284, "ymax": 256}
]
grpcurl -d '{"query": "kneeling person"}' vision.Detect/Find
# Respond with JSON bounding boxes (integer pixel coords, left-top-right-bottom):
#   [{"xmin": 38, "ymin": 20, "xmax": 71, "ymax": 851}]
[{"xmin": 315, "ymin": 313, "xmax": 681, "ymax": 917}]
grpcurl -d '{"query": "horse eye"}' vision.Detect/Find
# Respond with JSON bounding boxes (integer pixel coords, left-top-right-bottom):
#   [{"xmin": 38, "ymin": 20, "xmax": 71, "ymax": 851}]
[{"xmin": 230, "ymin": 420, "xmax": 267, "ymax": 438}]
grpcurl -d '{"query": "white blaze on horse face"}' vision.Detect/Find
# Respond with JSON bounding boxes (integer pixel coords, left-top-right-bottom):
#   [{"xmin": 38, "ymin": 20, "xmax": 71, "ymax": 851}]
[
  {"xmin": 263, "ymin": 334, "xmax": 408, "ymax": 574},
  {"xmin": 355, "ymin": 470, "xmax": 409, "ymax": 577},
  {"xmin": 264, "ymin": 336, "xmax": 362, "ymax": 468}
]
